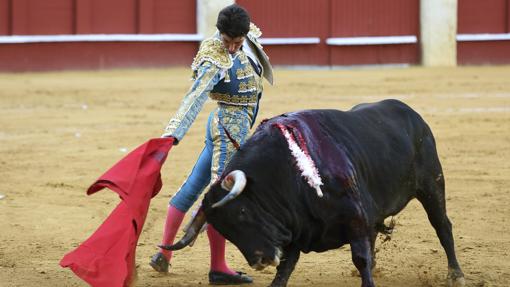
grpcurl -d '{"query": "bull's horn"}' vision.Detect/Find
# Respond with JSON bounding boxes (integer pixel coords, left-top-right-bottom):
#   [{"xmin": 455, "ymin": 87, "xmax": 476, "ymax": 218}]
[
  {"xmin": 159, "ymin": 209, "xmax": 206, "ymax": 251},
  {"xmin": 212, "ymin": 170, "xmax": 247, "ymax": 208}
]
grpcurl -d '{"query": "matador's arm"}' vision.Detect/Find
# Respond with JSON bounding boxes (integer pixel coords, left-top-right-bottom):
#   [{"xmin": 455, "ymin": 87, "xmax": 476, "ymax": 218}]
[{"xmin": 162, "ymin": 62, "xmax": 222, "ymax": 144}]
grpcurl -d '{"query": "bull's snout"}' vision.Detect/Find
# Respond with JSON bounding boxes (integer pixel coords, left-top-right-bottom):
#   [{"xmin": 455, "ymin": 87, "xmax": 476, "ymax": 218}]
[{"xmin": 250, "ymin": 247, "xmax": 282, "ymax": 270}]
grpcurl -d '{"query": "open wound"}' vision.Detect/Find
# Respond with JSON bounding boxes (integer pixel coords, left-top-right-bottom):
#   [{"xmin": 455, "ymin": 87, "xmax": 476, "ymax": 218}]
[{"xmin": 274, "ymin": 123, "xmax": 323, "ymax": 197}]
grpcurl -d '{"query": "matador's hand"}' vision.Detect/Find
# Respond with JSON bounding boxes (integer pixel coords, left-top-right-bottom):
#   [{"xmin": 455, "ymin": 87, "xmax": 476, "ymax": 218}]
[{"xmin": 160, "ymin": 134, "xmax": 178, "ymax": 145}]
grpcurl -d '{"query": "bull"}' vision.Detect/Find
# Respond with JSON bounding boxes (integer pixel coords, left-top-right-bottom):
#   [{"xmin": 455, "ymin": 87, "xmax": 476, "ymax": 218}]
[{"xmin": 162, "ymin": 99, "xmax": 465, "ymax": 287}]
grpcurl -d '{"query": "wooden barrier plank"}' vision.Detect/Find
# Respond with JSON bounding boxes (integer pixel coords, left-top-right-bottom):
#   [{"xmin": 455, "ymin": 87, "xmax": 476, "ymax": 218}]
[
  {"xmin": 331, "ymin": 0, "xmax": 419, "ymax": 37},
  {"xmin": 76, "ymin": 0, "xmax": 92, "ymax": 34},
  {"xmin": 26, "ymin": 0, "xmax": 73, "ymax": 35},
  {"xmin": 0, "ymin": 0, "xmax": 9, "ymax": 35},
  {"xmin": 238, "ymin": 0, "xmax": 330, "ymax": 65},
  {"xmin": 507, "ymin": 0, "xmax": 510, "ymax": 32},
  {"xmin": 11, "ymin": 0, "xmax": 28, "ymax": 35},
  {"xmin": 89, "ymin": 0, "xmax": 137, "ymax": 34},
  {"xmin": 152, "ymin": 0, "xmax": 196, "ymax": 33},
  {"xmin": 138, "ymin": 0, "xmax": 154, "ymax": 34},
  {"xmin": 458, "ymin": 0, "xmax": 507, "ymax": 33}
]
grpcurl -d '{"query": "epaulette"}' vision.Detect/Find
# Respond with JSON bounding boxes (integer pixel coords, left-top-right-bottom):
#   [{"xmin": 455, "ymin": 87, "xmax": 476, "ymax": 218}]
[
  {"xmin": 248, "ymin": 22, "xmax": 262, "ymax": 39},
  {"xmin": 191, "ymin": 38, "xmax": 232, "ymax": 71},
  {"xmin": 246, "ymin": 23, "xmax": 263, "ymax": 51}
]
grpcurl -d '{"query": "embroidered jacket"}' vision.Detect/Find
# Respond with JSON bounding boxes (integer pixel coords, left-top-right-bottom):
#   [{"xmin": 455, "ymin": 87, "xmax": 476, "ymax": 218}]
[{"xmin": 163, "ymin": 23, "xmax": 273, "ymax": 143}]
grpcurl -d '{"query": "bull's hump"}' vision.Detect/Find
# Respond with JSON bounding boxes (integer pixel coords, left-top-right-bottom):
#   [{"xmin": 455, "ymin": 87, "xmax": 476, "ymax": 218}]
[
  {"xmin": 284, "ymin": 109, "xmax": 341, "ymax": 119},
  {"xmin": 267, "ymin": 110, "xmax": 340, "ymax": 128},
  {"xmin": 269, "ymin": 110, "xmax": 357, "ymax": 191}
]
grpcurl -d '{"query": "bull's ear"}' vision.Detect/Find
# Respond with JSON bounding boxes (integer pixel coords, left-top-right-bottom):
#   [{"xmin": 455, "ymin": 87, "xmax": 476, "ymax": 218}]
[
  {"xmin": 212, "ymin": 170, "xmax": 247, "ymax": 208},
  {"xmin": 221, "ymin": 173, "xmax": 235, "ymax": 191}
]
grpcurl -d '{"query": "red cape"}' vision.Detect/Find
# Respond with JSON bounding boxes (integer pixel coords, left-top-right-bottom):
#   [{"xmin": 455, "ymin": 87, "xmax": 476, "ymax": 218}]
[{"xmin": 60, "ymin": 137, "xmax": 174, "ymax": 287}]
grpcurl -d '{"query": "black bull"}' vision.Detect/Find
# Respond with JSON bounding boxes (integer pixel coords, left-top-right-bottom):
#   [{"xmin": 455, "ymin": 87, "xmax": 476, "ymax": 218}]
[{"xmin": 162, "ymin": 99, "xmax": 465, "ymax": 287}]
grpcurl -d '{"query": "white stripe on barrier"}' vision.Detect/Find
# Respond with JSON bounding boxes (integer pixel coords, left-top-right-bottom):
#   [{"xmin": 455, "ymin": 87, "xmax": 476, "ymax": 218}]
[
  {"xmin": 0, "ymin": 34, "xmax": 204, "ymax": 44},
  {"xmin": 326, "ymin": 35, "xmax": 417, "ymax": 46},
  {"xmin": 457, "ymin": 33, "xmax": 510, "ymax": 42},
  {"xmin": 258, "ymin": 37, "xmax": 321, "ymax": 45}
]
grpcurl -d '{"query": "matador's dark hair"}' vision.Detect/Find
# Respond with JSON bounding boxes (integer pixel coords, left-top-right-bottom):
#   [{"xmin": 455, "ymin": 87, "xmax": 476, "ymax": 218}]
[{"xmin": 216, "ymin": 4, "xmax": 251, "ymax": 38}]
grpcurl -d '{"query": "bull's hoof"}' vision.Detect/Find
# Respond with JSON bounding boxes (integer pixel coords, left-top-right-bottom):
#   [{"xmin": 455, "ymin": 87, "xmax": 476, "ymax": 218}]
[
  {"xmin": 448, "ymin": 276, "xmax": 466, "ymax": 287},
  {"xmin": 447, "ymin": 267, "xmax": 465, "ymax": 287}
]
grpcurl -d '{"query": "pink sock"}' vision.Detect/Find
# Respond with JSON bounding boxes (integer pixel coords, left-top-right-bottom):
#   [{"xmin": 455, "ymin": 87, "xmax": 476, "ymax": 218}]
[
  {"xmin": 207, "ymin": 225, "xmax": 236, "ymax": 275},
  {"xmin": 159, "ymin": 205, "xmax": 185, "ymax": 261}
]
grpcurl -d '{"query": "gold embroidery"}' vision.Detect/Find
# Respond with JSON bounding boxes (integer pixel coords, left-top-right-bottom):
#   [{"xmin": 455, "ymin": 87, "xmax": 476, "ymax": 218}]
[
  {"xmin": 210, "ymin": 92, "xmax": 258, "ymax": 105},
  {"xmin": 209, "ymin": 107, "xmax": 253, "ymax": 182},
  {"xmin": 237, "ymin": 52, "xmax": 249, "ymax": 64},
  {"xmin": 210, "ymin": 112, "xmax": 222, "ymax": 182},
  {"xmin": 235, "ymin": 68, "xmax": 243, "ymax": 79},
  {"xmin": 236, "ymin": 66, "xmax": 253, "ymax": 80},
  {"xmin": 238, "ymin": 78, "xmax": 257, "ymax": 93},
  {"xmin": 222, "ymin": 104, "xmax": 255, "ymax": 120},
  {"xmin": 191, "ymin": 38, "xmax": 232, "ymax": 71},
  {"xmin": 254, "ymin": 68, "xmax": 263, "ymax": 93}
]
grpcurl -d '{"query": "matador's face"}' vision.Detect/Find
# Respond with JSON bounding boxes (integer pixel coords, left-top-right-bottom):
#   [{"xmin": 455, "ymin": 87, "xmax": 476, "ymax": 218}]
[{"xmin": 221, "ymin": 33, "xmax": 245, "ymax": 54}]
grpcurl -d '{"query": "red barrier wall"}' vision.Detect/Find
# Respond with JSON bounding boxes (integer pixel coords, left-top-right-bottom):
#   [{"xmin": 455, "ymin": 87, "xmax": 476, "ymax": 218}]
[
  {"xmin": 238, "ymin": 0, "xmax": 330, "ymax": 65},
  {"xmin": 139, "ymin": 0, "xmax": 196, "ymax": 34},
  {"xmin": 238, "ymin": 0, "xmax": 419, "ymax": 66},
  {"xmin": 2, "ymin": 0, "xmax": 508, "ymax": 70},
  {"xmin": 329, "ymin": 0, "xmax": 419, "ymax": 65},
  {"xmin": 458, "ymin": 0, "xmax": 510, "ymax": 64},
  {"xmin": 458, "ymin": 0, "xmax": 507, "ymax": 33},
  {"xmin": 0, "ymin": 0, "xmax": 9, "ymax": 35},
  {"xmin": 331, "ymin": 0, "xmax": 419, "ymax": 37},
  {"xmin": 11, "ymin": 0, "xmax": 74, "ymax": 35},
  {"xmin": 0, "ymin": 0, "xmax": 198, "ymax": 71}
]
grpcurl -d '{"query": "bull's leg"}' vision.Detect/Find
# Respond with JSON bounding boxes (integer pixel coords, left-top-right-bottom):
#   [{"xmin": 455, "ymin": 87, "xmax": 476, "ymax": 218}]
[
  {"xmin": 369, "ymin": 230, "xmax": 378, "ymax": 270},
  {"xmin": 350, "ymin": 237, "xmax": 376, "ymax": 287},
  {"xmin": 269, "ymin": 244, "xmax": 300, "ymax": 287},
  {"xmin": 416, "ymin": 178, "xmax": 465, "ymax": 287}
]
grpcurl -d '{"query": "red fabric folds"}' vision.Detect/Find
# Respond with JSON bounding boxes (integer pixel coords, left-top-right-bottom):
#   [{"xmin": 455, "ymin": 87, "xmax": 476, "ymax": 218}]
[{"xmin": 60, "ymin": 137, "xmax": 174, "ymax": 287}]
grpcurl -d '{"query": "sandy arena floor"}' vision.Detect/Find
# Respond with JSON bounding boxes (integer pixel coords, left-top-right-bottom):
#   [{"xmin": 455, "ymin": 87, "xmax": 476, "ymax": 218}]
[{"xmin": 0, "ymin": 66, "xmax": 509, "ymax": 287}]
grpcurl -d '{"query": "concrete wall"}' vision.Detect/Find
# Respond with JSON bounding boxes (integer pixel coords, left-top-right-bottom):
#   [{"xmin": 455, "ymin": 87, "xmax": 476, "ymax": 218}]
[
  {"xmin": 421, "ymin": 0, "xmax": 458, "ymax": 66},
  {"xmin": 197, "ymin": 0, "xmax": 235, "ymax": 38}
]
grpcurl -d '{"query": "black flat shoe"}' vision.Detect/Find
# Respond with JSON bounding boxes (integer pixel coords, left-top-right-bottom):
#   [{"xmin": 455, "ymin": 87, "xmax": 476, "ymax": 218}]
[
  {"xmin": 149, "ymin": 252, "xmax": 169, "ymax": 273},
  {"xmin": 209, "ymin": 271, "xmax": 253, "ymax": 285}
]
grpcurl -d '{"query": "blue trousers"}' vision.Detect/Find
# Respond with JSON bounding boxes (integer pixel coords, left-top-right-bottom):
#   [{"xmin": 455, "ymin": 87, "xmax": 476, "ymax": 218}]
[{"xmin": 170, "ymin": 106, "xmax": 251, "ymax": 212}]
